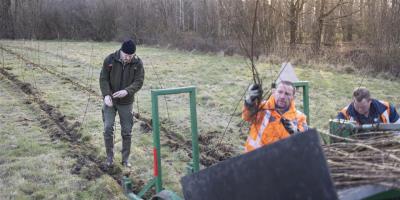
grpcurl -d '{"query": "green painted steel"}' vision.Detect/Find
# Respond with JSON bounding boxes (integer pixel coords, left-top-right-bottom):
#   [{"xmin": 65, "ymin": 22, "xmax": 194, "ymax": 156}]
[
  {"xmin": 150, "ymin": 87, "xmax": 195, "ymax": 95},
  {"xmin": 151, "ymin": 92, "xmax": 162, "ymax": 193},
  {"xmin": 328, "ymin": 119, "xmax": 400, "ymax": 144},
  {"xmin": 189, "ymin": 89, "xmax": 200, "ymax": 172},
  {"xmin": 364, "ymin": 189, "xmax": 400, "ymax": 200},
  {"xmin": 122, "ymin": 176, "xmax": 144, "ymax": 200},
  {"xmin": 137, "ymin": 178, "xmax": 157, "ymax": 198},
  {"xmin": 123, "ymin": 86, "xmax": 199, "ymax": 200},
  {"xmin": 186, "ymin": 162, "xmax": 193, "ymax": 174},
  {"xmin": 329, "ymin": 119, "xmax": 354, "ymax": 137},
  {"xmin": 152, "ymin": 190, "xmax": 183, "ymax": 200},
  {"xmin": 330, "ymin": 120, "xmax": 400, "ymax": 134},
  {"xmin": 151, "ymin": 86, "xmax": 200, "ymax": 193},
  {"xmin": 123, "ymin": 179, "xmax": 183, "ymax": 200},
  {"xmin": 293, "ymin": 81, "xmax": 310, "ymax": 124}
]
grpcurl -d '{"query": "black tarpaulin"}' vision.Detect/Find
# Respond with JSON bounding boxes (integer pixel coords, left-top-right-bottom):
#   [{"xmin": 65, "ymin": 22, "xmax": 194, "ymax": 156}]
[{"xmin": 181, "ymin": 129, "xmax": 337, "ymax": 200}]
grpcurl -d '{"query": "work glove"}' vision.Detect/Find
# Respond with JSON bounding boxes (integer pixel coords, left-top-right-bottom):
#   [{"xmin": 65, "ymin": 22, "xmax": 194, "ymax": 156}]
[
  {"xmin": 104, "ymin": 95, "xmax": 113, "ymax": 107},
  {"xmin": 281, "ymin": 118, "xmax": 298, "ymax": 135},
  {"xmin": 245, "ymin": 84, "xmax": 263, "ymax": 106},
  {"xmin": 112, "ymin": 90, "xmax": 128, "ymax": 98}
]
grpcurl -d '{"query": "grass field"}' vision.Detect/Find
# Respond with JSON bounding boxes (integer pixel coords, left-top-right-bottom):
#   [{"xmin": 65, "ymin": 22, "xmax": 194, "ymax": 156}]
[{"xmin": 0, "ymin": 40, "xmax": 399, "ymax": 199}]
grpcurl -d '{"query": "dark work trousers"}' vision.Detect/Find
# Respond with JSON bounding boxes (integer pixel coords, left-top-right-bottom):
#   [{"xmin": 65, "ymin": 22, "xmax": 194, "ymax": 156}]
[{"xmin": 102, "ymin": 103, "xmax": 133, "ymax": 163}]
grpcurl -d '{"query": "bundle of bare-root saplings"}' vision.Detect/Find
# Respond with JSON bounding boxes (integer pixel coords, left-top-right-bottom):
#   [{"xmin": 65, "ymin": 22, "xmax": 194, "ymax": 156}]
[{"xmin": 323, "ymin": 132, "xmax": 400, "ymax": 189}]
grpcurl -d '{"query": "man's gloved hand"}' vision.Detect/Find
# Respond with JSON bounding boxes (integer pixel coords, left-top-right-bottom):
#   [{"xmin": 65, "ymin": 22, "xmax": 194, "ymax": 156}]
[
  {"xmin": 245, "ymin": 84, "xmax": 263, "ymax": 105},
  {"xmin": 104, "ymin": 95, "xmax": 113, "ymax": 107},
  {"xmin": 281, "ymin": 118, "xmax": 298, "ymax": 135},
  {"xmin": 112, "ymin": 90, "xmax": 128, "ymax": 98}
]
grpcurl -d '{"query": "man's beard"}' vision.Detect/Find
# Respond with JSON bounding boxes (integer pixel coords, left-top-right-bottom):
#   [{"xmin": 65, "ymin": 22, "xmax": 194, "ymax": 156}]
[
  {"xmin": 276, "ymin": 101, "xmax": 288, "ymax": 109},
  {"xmin": 123, "ymin": 59, "xmax": 131, "ymax": 64},
  {"xmin": 275, "ymin": 100, "xmax": 289, "ymax": 112}
]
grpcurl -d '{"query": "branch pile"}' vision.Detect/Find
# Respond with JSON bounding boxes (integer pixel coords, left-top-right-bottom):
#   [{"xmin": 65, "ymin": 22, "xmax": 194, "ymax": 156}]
[{"xmin": 322, "ymin": 132, "xmax": 400, "ymax": 189}]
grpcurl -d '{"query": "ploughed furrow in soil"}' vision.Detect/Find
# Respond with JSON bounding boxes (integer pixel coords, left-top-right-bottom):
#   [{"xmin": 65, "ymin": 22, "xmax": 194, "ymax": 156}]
[
  {"xmin": 0, "ymin": 67, "xmax": 147, "ymax": 193},
  {"xmin": 135, "ymin": 116, "xmax": 236, "ymax": 167},
  {"xmin": 3, "ymin": 45, "xmax": 236, "ymax": 168},
  {"xmin": 3, "ymin": 44, "xmax": 93, "ymax": 68},
  {"xmin": 0, "ymin": 46, "xmax": 98, "ymax": 97},
  {"xmin": 2, "ymin": 46, "xmax": 151, "ymax": 128}
]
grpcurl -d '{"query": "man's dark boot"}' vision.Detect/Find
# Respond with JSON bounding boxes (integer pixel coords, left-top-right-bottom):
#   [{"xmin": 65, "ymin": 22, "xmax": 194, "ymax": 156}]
[
  {"xmin": 121, "ymin": 136, "xmax": 132, "ymax": 167},
  {"xmin": 104, "ymin": 137, "xmax": 114, "ymax": 166}
]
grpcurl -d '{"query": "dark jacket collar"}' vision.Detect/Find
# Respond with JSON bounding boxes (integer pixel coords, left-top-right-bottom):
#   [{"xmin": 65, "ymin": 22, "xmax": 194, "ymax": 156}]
[
  {"xmin": 110, "ymin": 50, "xmax": 140, "ymax": 64},
  {"xmin": 347, "ymin": 99, "xmax": 387, "ymax": 118}
]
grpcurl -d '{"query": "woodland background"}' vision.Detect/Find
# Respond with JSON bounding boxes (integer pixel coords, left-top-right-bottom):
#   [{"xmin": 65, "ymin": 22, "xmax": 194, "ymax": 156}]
[{"xmin": 1, "ymin": 0, "xmax": 399, "ymax": 75}]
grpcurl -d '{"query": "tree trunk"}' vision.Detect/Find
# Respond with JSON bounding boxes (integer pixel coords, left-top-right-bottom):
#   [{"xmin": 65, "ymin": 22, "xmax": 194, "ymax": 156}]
[
  {"xmin": 340, "ymin": 0, "xmax": 353, "ymax": 42},
  {"xmin": 312, "ymin": 0, "xmax": 324, "ymax": 53},
  {"xmin": 0, "ymin": 0, "xmax": 13, "ymax": 38},
  {"xmin": 289, "ymin": 0, "xmax": 297, "ymax": 46},
  {"xmin": 345, "ymin": 0, "xmax": 353, "ymax": 41}
]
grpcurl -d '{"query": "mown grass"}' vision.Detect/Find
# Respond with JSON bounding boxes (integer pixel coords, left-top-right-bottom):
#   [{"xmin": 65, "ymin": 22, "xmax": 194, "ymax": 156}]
[{"xmin": 1, "ymin": 39, "xmax": 399, "ymax": 197}]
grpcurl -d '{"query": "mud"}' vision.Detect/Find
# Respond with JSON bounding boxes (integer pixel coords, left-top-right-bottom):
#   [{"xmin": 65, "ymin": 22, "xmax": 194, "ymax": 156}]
[
  {"xmin": 161, "ymin": 124, "xmax": 235, "ymax": 167},
  {"xmin": 133, "ymin": 110, "xmax": 235, "ymax": 167},
  {"xmin": 197, "ymin": 131, "xmax": 235, "ymax": 167}
]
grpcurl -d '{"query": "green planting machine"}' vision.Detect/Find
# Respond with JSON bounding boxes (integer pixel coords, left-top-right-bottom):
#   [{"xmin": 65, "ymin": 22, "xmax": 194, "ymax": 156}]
[
  {"xmin": 121, "ymin": 82, "xmax": 310, "ymax": 200},
  {"xmin": 329, "ymin": 119, "xmax": 400, "ymax": 139},
  {"xmin": 121, "ymin": 83, "xmax": 400, "ymax": 200}
]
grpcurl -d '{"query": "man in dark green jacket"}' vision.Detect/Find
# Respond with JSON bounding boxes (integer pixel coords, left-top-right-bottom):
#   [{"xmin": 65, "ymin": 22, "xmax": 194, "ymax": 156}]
[{"xmin": 99, "ymin": 39, "xmax": 144, "ymax": 167}]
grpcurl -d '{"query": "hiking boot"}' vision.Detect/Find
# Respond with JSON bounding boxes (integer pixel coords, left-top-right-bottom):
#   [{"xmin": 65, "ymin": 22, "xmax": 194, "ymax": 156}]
[
  {"xmin": 105, "ymin": 156, "xmax": 113, "ymax": 166},
  {"xmin": 104, "ymin": 137, "xmax": 114, "ymax": 166},
  {"xmin": 121, "ymin": 136, "xmax": 131, "ymax": 165},
  {"xmin": 122, "ymin": 161, "xmax": 131, "ymax": 168}
]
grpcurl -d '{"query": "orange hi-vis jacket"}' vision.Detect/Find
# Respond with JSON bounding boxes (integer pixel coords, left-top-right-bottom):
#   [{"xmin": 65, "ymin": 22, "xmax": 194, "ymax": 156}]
[{"xmin": 243, "ymin": 96, "xmax": 308, "ymax": 153}]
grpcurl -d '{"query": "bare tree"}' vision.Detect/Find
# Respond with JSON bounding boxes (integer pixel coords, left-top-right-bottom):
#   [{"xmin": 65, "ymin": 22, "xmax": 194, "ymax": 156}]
[
  {"xmin": 339, "ymin": 0, "xmax": 354, "ymax": 42},
  {"xmin": 312, "ymin": 0, "xmax": 345, "ymax": 53},
  {"xmin": 0, "ymin": 0, "xmax": 398, "ymax": 69},
  {"xmin": 0, "ymin": 0, "xmax": 13, "ymax": 38},
  {"xmin": 288, "ymin": 0, "xmax": 307, "ymax": 46}
]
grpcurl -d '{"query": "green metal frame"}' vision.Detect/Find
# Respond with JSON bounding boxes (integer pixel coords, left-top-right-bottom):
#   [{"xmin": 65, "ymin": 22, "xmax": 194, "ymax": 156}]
[
  {"xmin": 329, "ymin": 119, "xmax": 355, "ymax": 138},
  {"xmin": 293, "ymin": 81, "xmax": 310, "ymax": 124},
  {"xmin": 151, "ymin": 86, "xmax": 200, "ymax": 193},
  {"xmin": 328, "ymin": 119, "xmax": 400, "ymax": 144},
  {"xmin": 122, "ymin": 86, "xmax": 199, "ymax": 200}
]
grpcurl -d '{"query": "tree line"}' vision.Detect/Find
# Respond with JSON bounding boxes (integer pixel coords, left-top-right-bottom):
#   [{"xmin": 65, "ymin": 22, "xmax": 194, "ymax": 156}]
[{"xmin": 0, "ymin": 0, "xmax": 399, "ymax": 73}]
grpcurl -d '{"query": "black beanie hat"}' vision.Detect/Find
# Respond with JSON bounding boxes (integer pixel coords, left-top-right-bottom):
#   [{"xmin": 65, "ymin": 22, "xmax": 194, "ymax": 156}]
[{"xmin": 121, "ymin": 39, "xmax": 136, "ymax": 54}]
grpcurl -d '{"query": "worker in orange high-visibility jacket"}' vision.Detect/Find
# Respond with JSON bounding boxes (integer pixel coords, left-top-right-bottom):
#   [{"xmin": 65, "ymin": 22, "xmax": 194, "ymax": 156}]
[
  {"xmin": 337, "ymin": 87, "xmax": 400, "ymax": 125},
  {"xmin": 243, "ymin": 81, "xmax": 308, "ymax": 153}
]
